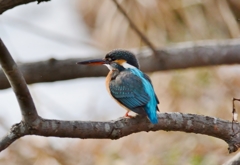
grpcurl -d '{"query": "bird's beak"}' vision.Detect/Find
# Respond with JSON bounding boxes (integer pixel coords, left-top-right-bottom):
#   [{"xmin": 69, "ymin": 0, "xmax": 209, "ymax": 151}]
[{"xmin": 77, "ymin": 59, "xmax": 108, "ymax": 65}]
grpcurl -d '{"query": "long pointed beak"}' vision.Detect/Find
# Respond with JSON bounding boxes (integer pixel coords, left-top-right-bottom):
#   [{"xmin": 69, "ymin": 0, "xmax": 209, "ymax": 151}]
[{"xmin": 77, "ymin": 59, "xmax": 108, "ymax": 65}]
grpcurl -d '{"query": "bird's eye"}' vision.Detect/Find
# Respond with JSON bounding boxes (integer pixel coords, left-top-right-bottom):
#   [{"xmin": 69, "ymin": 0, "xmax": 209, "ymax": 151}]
[
  {"xmin": 111, "ymin": 57, "xmax": 116, "ymax": 61},
  {"xmin": 106, "ymin": 58, "xmax": 112, "ymax": 61},
  {"xmin": 106, "ymin": 57, "xmax": 116, "ymax": 62}
]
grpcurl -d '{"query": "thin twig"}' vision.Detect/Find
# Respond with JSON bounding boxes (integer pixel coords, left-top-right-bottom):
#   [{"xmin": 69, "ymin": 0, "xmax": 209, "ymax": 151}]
[
  {"xmin": 112, "ymin": 0, "xmax": 158, "ymax": 56},
  {"xmin": 3, "ymin": 16, "xmax": 105, "ymax": 49},
  {"xmin": 0, "ymin": 38, "xmax": 38, "ymax": 123},
  {"xmin": 232, "ymin": 98, "xmax": 240, "ymax": 134}
]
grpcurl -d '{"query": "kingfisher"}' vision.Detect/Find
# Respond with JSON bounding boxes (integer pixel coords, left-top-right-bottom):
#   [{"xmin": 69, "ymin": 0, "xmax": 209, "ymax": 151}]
[{"xmin": 77, "ymin": 50, "xmax": 159, "ymax": 124}]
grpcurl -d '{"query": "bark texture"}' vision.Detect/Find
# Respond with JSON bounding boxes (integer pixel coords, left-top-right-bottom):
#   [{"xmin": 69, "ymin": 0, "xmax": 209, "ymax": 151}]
[{"xmin": 1, "ymin": 113, "xmax": 240, "ymax": 154}]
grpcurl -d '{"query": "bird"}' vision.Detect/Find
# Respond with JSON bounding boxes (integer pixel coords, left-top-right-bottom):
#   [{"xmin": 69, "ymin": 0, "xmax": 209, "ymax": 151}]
[{"xmin": 77, "ymin": 50, "xmax": 159, "ymax": 124}]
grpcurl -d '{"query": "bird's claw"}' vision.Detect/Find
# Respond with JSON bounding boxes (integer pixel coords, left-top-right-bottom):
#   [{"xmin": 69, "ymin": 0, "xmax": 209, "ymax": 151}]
[{"xmin": 125, "ymin": 112, "xmax": 133, "ymax": 118}]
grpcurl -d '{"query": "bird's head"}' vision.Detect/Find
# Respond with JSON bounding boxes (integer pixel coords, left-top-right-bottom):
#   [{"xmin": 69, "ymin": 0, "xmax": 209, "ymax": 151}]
[
  {"xmin": 104, "ymin": 50, "xmax": 139, "ymax": 69},
  {"xmin": 77, "ymin": 49, "xmax": 139, "ymax": 70}
]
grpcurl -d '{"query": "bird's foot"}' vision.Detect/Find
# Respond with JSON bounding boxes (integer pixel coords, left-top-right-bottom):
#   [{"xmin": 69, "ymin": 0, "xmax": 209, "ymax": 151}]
[{"xmin": 124, "ymin": 112, "xmax": 133, "ymax": 118}]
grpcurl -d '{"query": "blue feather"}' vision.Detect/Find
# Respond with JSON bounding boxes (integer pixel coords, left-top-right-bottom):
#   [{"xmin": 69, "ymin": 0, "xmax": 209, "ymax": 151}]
[
  {"xmin": 109, "ymin": 64, "xmax": 158, "ymax": 124},
  {"xmin": 127, "ymin": 68, "xmax": 158, "ymax": 124}
]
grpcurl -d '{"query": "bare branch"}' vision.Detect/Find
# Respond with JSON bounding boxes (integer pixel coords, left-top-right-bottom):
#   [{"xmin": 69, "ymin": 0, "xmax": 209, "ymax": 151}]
[
  {"xmin": 0, "ymin": 39, "xmax": 240, "ymax": 90},
  {"xmin": 1, "ymin": 113, "xmax": 240, "ymax": 153},
  {"xmin": 0, "ymin": 57, "xmax": 108, "ymax": 90},
  {"xmin": 0, "ymin": 122, "xmax": 27, "ymax": 151},
  {"xmin": 0, "ymin": 39, "xmax": 38, "ymax": 122},
  {"xmin": 112, "ymin": 0, "xmax": 158, "ymax": 55},
  {"xmin": 0, "ymin": 0, "xmax": 50, "ymax": 14}
]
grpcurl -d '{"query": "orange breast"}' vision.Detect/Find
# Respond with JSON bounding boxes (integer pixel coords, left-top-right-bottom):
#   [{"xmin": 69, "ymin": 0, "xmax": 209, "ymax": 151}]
[
  {"xmin": 105, "ymin": 70, "xmax": 112, "ymax": 94},
  {"xmin": 105, "ymin": 71, "xmax": 130, "ymax": 112}
]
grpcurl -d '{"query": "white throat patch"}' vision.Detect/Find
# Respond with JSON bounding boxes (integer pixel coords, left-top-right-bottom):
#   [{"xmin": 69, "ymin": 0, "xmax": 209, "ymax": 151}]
[
  {"xmin": 104, "ymin": 64, "xmax": 113, "ymax": 70},
  {"xmin": 122, "ymin": 62, "xmax": 136, "ymax": 69}
]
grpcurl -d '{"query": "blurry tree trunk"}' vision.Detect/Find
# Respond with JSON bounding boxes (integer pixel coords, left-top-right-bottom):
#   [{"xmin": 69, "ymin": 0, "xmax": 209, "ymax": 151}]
[{"xmin": 0, "ymin": 39, "xmax": 240, "ymax": 90}]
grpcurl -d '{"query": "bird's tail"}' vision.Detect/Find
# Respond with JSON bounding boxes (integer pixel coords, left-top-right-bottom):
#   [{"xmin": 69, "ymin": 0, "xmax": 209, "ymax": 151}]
[{"xmin": 147, "ymin": 107, "xmax": 158, "ymax": 124}]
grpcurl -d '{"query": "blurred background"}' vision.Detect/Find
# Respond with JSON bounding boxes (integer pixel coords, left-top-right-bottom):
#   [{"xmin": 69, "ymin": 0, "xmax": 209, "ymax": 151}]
[{"xmin": 1, "ymin": 0, "xmax": 240, "ymax": 164}]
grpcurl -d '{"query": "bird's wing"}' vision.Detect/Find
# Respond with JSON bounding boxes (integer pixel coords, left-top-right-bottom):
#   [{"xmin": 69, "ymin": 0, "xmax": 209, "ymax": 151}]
[
  {"xmin": 142, "ymin": 73, "xmax": 160, "ymax": 111},
  {"xmin": 142, "ymin": 73, "xmax": 159, "ymax": 104},
  {"xmin": 109, "ymin": 71, "xmax": 150, "ymax": 115}
]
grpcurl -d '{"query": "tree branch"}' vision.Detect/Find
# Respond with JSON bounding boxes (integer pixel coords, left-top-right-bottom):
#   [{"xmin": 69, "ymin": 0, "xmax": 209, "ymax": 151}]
[
  {"xmin": 0, "ymin": 122, "xmax": 28, "ymax": 151},
  {"xmin": 0, "ymin": 0, "xmax": 49, "ymax": 14},
  {"xmin": 0, "ymin": 39, "xmax": 240, "ymax": 90},
  {"xmin": 0, "ymin": 39, "xmax": 38, "ymax": 122},
  {"xmin": 112, "ymin": 0, "xmax": 158, "ymax": 56},
  {"xmin": 1, "ymin": 113, "xmax": 240, "ymax": 153}
]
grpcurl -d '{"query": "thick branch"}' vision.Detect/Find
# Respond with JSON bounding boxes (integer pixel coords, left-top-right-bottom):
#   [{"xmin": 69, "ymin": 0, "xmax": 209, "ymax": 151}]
[
  {"xmin": 1, "ymin": 113, "xmax": 240, "ymax": 153},
  {"xmin": 0, "ymin": 0, "xmax": 49, "ymax": 14},
  {"xmin": 0, "ymin": 39, "xmax": 240, "ymax": 90},
  {"xmin": 0, "ymin": 39, "xmax": 38, "ymax": 122}
]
